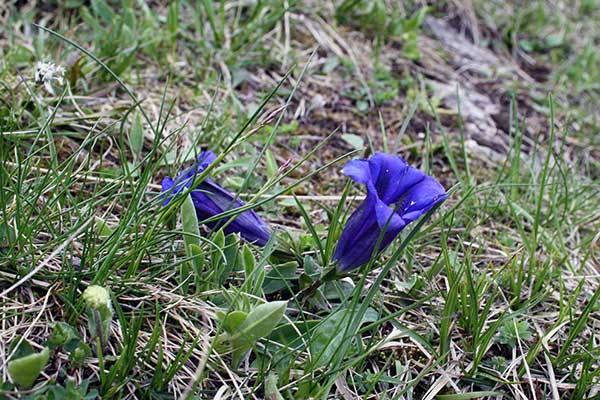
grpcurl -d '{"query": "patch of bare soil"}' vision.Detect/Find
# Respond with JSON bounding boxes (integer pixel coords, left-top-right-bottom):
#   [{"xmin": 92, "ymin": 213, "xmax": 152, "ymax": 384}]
[{"xmin": 239, "ymin": 5, "xmax": 594, "ymax": 192}]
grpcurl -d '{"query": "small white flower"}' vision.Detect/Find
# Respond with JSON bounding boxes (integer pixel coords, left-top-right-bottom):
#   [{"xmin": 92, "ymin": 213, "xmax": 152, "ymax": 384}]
[
  {"xmin": 82, "ymin": 285, "xmax": 112, "ymax": 312},
  {"xmin": 34, "ymin": 61, "xmax": 66, "ymax": 95}
]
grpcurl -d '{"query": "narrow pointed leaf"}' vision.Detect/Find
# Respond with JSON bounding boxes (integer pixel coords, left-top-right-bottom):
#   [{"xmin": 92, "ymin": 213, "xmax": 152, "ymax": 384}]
[
  {"xmin": 222, "ymin": 311, "xmax": 248, "ymax": 335},
  {"xmin": 181, "ymin": 194, "xmax": 201, "ymax": 250},
  {"xmin": 232, "ymin": 301, "xmax": 287, "ymax": 347},
  {"xmin": 230, "ymin": 301, "xmax": 287, "ymax": 367},
  {"xmin": 128, "ymin": 111, "xmax": 143, "ymax": 158}
]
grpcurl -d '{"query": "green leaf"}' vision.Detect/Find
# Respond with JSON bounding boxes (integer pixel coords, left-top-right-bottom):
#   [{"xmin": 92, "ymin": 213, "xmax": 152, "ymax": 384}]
[
  {"xmin": 94, "ymin": 216, "xmax": 113, "ymax": 237},
  {"xmin": 81, "ymin": 7, "xmax": 102, "ymax": 33},
  {"xmin": 0, "ymin": 223, "xmax": 16, "ymax": 246},
  {"xmin": 230, "ymin": 301, "xmax": 287, "ymax": 366},
  {"xmin": 341, "ymin": 133, "xmax": 364, "ymax": 150},
  {"xmin": 310, "ymin": 309, "xmax": 350, "ymax": 368},
  {"xmin": 356, "ymin": 100, "xmax": 369, "ymax": 113},
  {"xmin": 188, "ymin": 243, "xmax": 203, "ymax": 271},
  {"xmin": 91, "ymin": 0, "xmax": 114, "ymax": 23},
  {"xmin": 223, "ymin": 176, "xmax": 245, "ymax": 190},
  {"xmin": 9, "ymin": 336, "xmax": 34, "ymax": 359},
  {"xmin": 262, "ymin": 261, "xmax": 297, "ymax": 294},
  {"xmin": 497, "ymin": 319, "xmax": 532, "ymax": 348},
  {"xmin": 242, "ymin": 245, "xmax": 255, "ymax": 278},
  {"xmin": 8, "ymin": 347, "xmax": 50, "ymax": 389},
  {"xmin": 402, "ymin": 32, "xmax": 420, "ymax": 60},
  {"xmin": 322, "ymin": 56, "xmax": 339, "ymax": 74},
  {"xmin": 270, "ymin": 320, "xmax": 319, "ymax": 348},
  {"xmin": 64, "ymin": 0, "xmax": 85, "ymax": 8},
  {"xmin": 265, "ymin": 149, "xmax": 278, "ymax": 179},
  {"xmin": 122, "ymin": 7, "xmax": 135, "ymax": 29},
  {"xmin": 404, "ymin": 6, "xmax": 428, "ymax": 32},
  {"xmin": 219, "ymin": 235, "xmax": 240, "ymax": 284},
  {"xmin": 371, "ymin": 0, "xmax": 386, "ymax": 36},
  {"xmin": 211, "ymin": 230, "xmax": 226, "ymax": 269},
  {"xmin": 545, "ymin": 33, "xmax": 563, "ymax": 48},
  {"xmin": 167, "ymin": 1, "xmax": 179, "ymax": 38},
  {"xmin": 265, "ymin": 372, "xmax": 285, "ymax": 400},
  {"xmin": 181, "ymin": 193, "xmax": 201, "ymax": 291},
  {"xmin": 222, "ymin": 311, "xmax": 248, "ymax": 335},
  {"xmin": 234, "ymin": 301, "xmax": 287, "ymax": 344},
  {"xmin": 47, "ymin": 322, "xmax": 80, "ymax": 351},
  {"xmin": 128, "ymin": 111, "xmax": 144, "ymax": 158},
  {"xmin": 321, "ymin": 279, "xmax": 354, "ymax": 301},
  {"xmin": 303, "ymin": 255, "xmax": 321, "ymax": 280},
  {"xmin": 188, "ymin": 243, "xmax": 206, "ymax": 291},
  {"xmin": 277, "ymin": 197, "xmax": 299, "ymax": 210},
  {"xmin": 232, "ymin": 67, "xmax": 252, "ymax": 88},
  {"xmin": 310, "ymin": 306, "xmax": 379, "ymax": 368},
  {"xmin": 68, "ymin": 342, "xmax": 91, "ymax": 368},
  {"xmin": 519, "ymin": 39, "xmax": 534, "ymax": 52}
]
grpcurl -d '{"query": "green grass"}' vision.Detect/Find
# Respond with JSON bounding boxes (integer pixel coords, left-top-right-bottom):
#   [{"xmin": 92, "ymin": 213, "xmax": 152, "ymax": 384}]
[{"xmin": 1, "ymin": 1, "xmax": 599, "ymax": 399}]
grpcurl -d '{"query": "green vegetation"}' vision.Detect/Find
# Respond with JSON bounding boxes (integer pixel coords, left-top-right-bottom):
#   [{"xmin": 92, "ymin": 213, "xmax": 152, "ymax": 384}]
[{"xmin": 1, "ymin": 0, "xmax": 598, "ymax": 399}]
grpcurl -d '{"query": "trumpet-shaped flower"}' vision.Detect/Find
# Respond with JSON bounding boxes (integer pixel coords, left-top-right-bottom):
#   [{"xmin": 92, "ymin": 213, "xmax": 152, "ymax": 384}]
[
  {"xmin": 162, "ymin": 151, "xmax": 271, "ymax": 246},
  {"xmin": 333, "ymin": 152, "xmax": 447, "ymax": 272}
]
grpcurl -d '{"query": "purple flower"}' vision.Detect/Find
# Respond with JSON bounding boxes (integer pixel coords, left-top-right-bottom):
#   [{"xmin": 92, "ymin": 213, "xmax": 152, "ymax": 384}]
[
  {"xmin": 162, "ymin": 151, "xmax": 271, "ymax": 246},
  {"xmin": 333, "ymin": 152, "xmax": 447, "ymax": 272}
]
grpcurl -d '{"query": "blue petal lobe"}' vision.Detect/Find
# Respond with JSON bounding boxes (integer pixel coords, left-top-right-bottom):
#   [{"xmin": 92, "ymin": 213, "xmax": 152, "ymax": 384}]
[
  {"xmin": 384, "ymin": 166, "xmax": 427, "ymax": 204},
  {"xmin": 333, "ymin": 198, "xmax": 379, "ymax": 272},
  {"xmin": 396, "ymin": 176, "xmax": 447, "ymax": 224},
  {"xmin": 197, "ymin": 151, "xmax": 217, "ymax": 170},
  {"xmin": 369, "ymin": 153, "xmax": 426, "ymax": 204},
  {"xmin": 162, "ymin": 177, "xmax": 174, "ymax": 192},
  {"xmin": 342, "ymin": 159, "xmax": 371, "ymax": 185},
  {"xmin": 374, "ymin": 199, "xmax": 405, "ymax": 232},
  {"xmin": 161, "ymin": 177, "xmax": 176, "ymax": 205},
  {"xmin": 197, "ymin": 181, "xmax": 271, "ymax": 246}
]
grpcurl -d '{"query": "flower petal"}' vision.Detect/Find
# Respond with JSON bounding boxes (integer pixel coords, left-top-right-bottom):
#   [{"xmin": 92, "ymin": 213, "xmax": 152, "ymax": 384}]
[
  {"xmin": 396, "ymin": 176, "xmax": 447, "ymax": 224},
  {"xmin": 341, "ymin": 159, "xmax": 372, "ymax": 185},
  {"xmin": 333, "ymin": 196, "xmax": 379, "ymax": 272},
  {"xmin": 161, "ymin": 177, "xmax": 178, "ymax": 205},
  {"xmin": 374, "ymin": 198, "xmax": 406, "ymax": 233},
  {"xmin": 189, "ymin": 190, "xmax": 223, "ymax": 219},
  {"xmin": 197, "ymin": 151, "xmax": 217, "ymax": 170},
  {"xmin": 194, "ymin": 182, "xmax": 271, "ymax": 246},
  {"xmin": 369, "ymin": 153, "xmax": 426, "ymax": 204},
  {"xmin": 162, "ymin": 177, "xmax": 174, "ymax": 192},
  {"xmin": 161, "ymin": 151, "xmax": 218, "ymax": 205},
  {"xmin": 160, "ymin": 151, "xmax": 271, "ymax": 246}
]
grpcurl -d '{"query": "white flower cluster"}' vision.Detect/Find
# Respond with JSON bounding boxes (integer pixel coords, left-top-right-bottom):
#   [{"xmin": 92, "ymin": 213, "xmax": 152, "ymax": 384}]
[{"xmin": 34, "ymin": 61, "xmax": 66, "ymax": 95}]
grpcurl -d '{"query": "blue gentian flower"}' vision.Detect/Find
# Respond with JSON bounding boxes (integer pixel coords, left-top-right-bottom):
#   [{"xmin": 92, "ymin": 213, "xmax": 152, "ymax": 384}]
[
  {"xmin": 162, "ymin": 151, "xmax": 271, "ymax": 246},
  {"xmin": 333, "ymin": 152, "xmax": 447, "ymax": 272}
]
